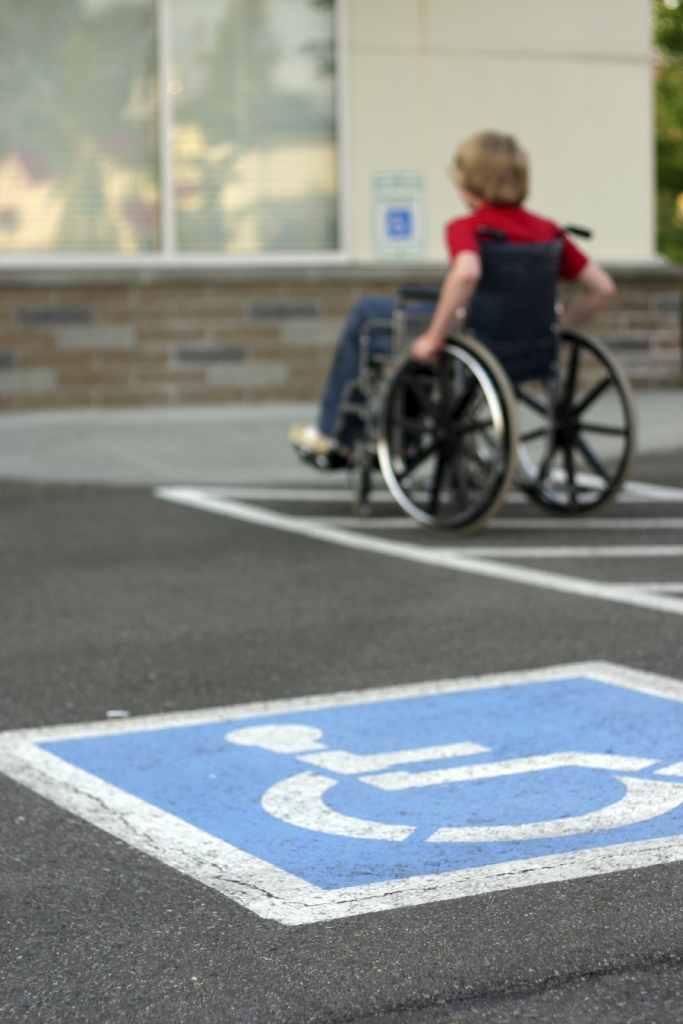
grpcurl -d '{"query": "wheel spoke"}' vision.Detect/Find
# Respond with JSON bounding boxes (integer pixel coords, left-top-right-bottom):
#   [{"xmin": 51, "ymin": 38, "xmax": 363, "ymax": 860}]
[
  {"xmin": 520, "ymin": 426, "xmax": 550, "ymax": 443},
  {"xmin": 459, "ymin": 417, "xmax": 493, "ymax": 435},
  {"xmin": 397, "ymin": 440, "xmax": 438, "ymax": 480},
  {"xmin": 564, "ymin": 443, "xmax": 578, "ymax": 511},
  {"xmin": 574, "ymin": 434, "xmax": 611, "ymax": 482},
  {"xmin": 428, "ymin": 454, "xmax": 447, "ymax": 515},
  {"xmin": 515, "ymin": 386, "xmax": 548, "ymax": 415},
  {"xmin": 450, "ymin": 376, "xmax": 478, "ymax": 421},
  {"xmin": 452, "ymin": 453, "xmax": 469, "ymax": 508},
  {"xmin": 537, "ymin": 434, "xmax": 559, "ymax": 483},
  {"xmin": 438, "ymin": 356, "xmax": 454, "ymax": 416},
  {"xmin": 515, "ymin": 386, "xmax": 548, "ymax": 416},
  {"xmin": 563, "ymin": 340, "xmax": 580, "ymax": 406},
  {"xmin": 395, "ymin": 415, "xmax": 427, "ymax": 433},
  {"xmin": 572, "ymin": 374, "xmax": 613, "ymax": 416},
  {"xmin": 577, "ymin": 422, "xmax": 628, "ymax": 437},
  {"xmin": 406, "ymin": 374, "xmax": 439, "ymax": 417}
]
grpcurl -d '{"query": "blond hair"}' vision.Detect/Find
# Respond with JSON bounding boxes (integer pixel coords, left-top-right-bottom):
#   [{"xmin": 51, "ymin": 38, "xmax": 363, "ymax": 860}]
[{"xmin": 452, "ymin": 132, "xmax": 528, "ymax": 206}]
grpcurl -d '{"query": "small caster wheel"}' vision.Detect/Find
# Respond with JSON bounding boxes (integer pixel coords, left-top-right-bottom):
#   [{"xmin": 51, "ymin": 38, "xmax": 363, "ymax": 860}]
[{"xmin": 352, "ymin": 460, "xmax": 372, "ymax": 518}]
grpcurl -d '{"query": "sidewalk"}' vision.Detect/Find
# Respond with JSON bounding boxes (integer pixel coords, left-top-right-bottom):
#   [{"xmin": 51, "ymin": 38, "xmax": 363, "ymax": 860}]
[{"xmin": 0, "ymin": 390, "xmax": 680, "ymax": 487}]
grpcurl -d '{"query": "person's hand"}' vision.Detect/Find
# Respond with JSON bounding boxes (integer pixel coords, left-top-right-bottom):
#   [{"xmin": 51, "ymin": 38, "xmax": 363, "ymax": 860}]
[{"xmin": 411, "ymin": 332, "xmax": 445, "ymax": 364}]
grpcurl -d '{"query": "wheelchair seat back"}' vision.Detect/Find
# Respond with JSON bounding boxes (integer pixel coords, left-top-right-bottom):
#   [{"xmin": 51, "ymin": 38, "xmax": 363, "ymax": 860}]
[{"xmin": 466, "ymin": 235, "xmax": 563, "ymax": 382}]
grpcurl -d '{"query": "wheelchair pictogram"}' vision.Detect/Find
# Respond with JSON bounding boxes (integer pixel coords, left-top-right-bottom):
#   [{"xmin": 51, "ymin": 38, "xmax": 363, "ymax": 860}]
[
  {"xmin": 6, "ymin": 663, "xmax": 683, "ymax": 924},
  {"xmin": 226, "ymin": 723, "xmax": 683, "ymax": 844}
]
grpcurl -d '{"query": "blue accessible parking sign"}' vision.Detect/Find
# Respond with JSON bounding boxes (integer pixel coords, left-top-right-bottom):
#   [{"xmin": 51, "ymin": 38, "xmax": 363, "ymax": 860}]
[
  {"xmin": 2, "ymin": 662, "xmax": 683, "ymax": 925},
  {"xmin": 384, "ymin": 207, "xmax": 414, "ymax": 240}
]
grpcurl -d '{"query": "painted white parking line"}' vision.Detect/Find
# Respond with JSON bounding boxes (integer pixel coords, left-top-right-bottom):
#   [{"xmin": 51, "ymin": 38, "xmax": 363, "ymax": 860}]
[
  {"xmin": 485, "ymin": 518, "xmax": 683, "ymax": 531},
  {"xmin": 441, "ymin": 546, "xmax": 683, "ymax": 559},
  {"xmin": 155, "ymin": 487, "xmax": 683, "ymax": 617},
  {"xmin": 621, "ymin": 481, "xmax": 683, "ymax": 502},
  {"xmin": 199, "ymin": 487, "xmax": 378, "ymax": 503},
  {"xmin": 621, "ymin": 583, "xmax": 683, "ymax": 594},
  {"xmin": 199, "ymin": 481, "xmax": 683, "ymax": 506},
  {"xmin": 319, "ymin": 517, "xmax": 683, "ymax": 531}
]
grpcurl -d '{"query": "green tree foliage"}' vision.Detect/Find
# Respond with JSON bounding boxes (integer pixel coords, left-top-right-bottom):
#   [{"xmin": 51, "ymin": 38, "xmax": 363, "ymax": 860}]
[{"xmin": 656, "ymin": 0, "xmax": 683, "ymax": 260}]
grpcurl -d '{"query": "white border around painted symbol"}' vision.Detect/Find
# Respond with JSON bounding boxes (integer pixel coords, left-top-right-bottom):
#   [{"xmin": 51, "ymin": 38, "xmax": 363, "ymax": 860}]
[{"xmin": 1, "ymin": 661, "xmax": 683, "ymax": 926}]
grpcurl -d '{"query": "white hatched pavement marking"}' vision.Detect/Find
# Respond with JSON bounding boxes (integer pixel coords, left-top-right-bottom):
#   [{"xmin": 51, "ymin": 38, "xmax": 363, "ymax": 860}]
[
  {"xmin": 321, "ymin": 517, "xmax": 683, "ymax": 531},
  {"xmin": 441, "ymin": 545, "xmax": 683, "ymax": 559},
  {"xmin": 195, "ymin": 482, "xmax": 683, "ymax": 504},
  {"xmin": 188, "ymin": 486, "xmax": 683, "ymax": 531},
  {"xmin": 631, "ymin": 583, "xmax": 683, "ymax": 593},
  {"xmin": 155, "ymin": 487, "xmax": 683, "ymax": 617},
  {"xmin": 621, "ymin": 481, "xmax": 683, "ymax": 502},
  {"xmin": 183, "ymin": 489, "xmax": 683, "ymax": 532}
]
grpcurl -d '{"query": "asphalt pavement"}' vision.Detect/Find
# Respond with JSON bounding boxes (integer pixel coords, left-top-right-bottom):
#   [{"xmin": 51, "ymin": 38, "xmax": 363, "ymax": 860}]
[{"xmin": 1, "ymin": 393, "xmax": 683, "ymax": 1023}]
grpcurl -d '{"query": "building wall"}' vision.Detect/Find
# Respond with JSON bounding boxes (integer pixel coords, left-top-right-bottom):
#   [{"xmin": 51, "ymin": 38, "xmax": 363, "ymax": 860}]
[
  {"xmin": 0, "ymin": 265, "xmax": 678, "ymax": 411},
  {"xmin": 346, "ymin": 0, "xmax": 654, "ymax": 263},
  {"xmin": 0, "ymin": 1, "xmax": 673, "ymax": 414}
]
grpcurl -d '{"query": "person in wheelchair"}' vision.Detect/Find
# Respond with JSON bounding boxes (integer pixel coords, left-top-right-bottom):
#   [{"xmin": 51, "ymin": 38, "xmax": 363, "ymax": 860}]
[{"xmin": 289, "ymin": 131, "xmax": 615, "ymax": 467}]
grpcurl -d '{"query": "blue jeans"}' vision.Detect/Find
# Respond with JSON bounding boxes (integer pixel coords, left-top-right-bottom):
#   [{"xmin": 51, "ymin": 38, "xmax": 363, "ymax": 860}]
[{"xmin": 318, "ymin": 296, "xmax": 395, "ymax": 447}]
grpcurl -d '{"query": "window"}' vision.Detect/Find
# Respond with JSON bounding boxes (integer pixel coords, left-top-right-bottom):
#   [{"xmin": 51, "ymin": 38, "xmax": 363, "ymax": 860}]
[
  {"xmin": 171, "ymin": 0, "xmax": 337, "ymax": 253},
  {"xmin": 0, "ymin": 0, "xmax": 159, "ymax": 253},
  {"xmin": 0, "ymin": 0, "xmax": 339, "ymax": 259}
]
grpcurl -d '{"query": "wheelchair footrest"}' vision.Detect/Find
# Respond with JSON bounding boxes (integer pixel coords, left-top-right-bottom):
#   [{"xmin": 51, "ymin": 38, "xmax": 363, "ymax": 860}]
[{"xmin": 291, "ymin": 444, "xmax": 352, "ymax": 471}]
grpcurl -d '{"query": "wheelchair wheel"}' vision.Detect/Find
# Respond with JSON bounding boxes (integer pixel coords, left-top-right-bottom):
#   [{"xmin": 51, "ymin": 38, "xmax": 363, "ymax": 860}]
[
  {"xmin": 377, "ymin": 334, "xmax": 518, "ymax": 535},
  {"xmin": 516, "ymin": 328, "xmax": 636, "ymax": 515}
]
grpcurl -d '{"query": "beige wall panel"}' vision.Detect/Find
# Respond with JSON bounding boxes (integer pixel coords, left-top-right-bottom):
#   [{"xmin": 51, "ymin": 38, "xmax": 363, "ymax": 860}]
[
  {"xmin": 347, "ymin": 52, "xmax": 424, "ymax": 259},
  {"xmin": 422, "ymin": 56, "xmax": 653, "ymax": 261},
  {"xmin": 348, "ymin": 0, "xmax": 421, "ymax": 51},
  {"xmin": 427, "ymin": 0, "xmax": 649, "ymax": 58},
  {"xmin": 345, "ymin": 0, "xmax": 653, "ymax": 263}
]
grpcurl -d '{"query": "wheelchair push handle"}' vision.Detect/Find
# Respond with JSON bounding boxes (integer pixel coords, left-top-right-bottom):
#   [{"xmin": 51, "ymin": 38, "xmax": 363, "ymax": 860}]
[
  {"xmin": 397, "ymin": 225, "xmax": 593, "ymax": 309},
  {"xmin": 475, "ymin": 224, "xmax": 594, "ymax": 241}
]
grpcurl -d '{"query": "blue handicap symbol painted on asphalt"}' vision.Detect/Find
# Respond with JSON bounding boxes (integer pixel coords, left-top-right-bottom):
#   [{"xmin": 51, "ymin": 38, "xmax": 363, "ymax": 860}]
[
  {"xmin": 3, "ymin": 663, "xmax": 683, "ymax": 922},
  {"xmin": 38, "ymin": 670, "xmax": 683, "ymax": 896}
]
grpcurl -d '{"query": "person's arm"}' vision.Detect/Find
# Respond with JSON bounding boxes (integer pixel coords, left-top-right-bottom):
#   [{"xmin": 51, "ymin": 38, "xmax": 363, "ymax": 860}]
[
  {"xmin": 561, "ymin": 262, "xmax": 616, "ymax": 329},
  {"xmin": 411, "ymin": 250, "xmax": 482, "ymax": 363}
]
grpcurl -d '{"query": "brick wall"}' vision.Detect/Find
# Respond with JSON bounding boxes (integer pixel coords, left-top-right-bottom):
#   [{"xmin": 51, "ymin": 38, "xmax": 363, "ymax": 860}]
[
  {"xmin": 563, "ymin": 268, "xmax": 683, "ymax": 388},
  {"xmin": 0, "ymin": 264, "xmax": 680, "ymax": 411}
]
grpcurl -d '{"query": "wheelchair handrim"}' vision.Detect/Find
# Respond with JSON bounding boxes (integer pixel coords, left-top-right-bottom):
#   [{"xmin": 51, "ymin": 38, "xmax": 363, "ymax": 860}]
[{"xmin": 378, "ymin": 342, "xmax": 517, "ymax": 531}]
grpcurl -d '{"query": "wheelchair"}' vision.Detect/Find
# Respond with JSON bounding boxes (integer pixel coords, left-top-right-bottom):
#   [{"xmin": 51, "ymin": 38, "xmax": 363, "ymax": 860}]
[{"xmin": 332, "ymin": 230, "xmax": 636, "ymax": 537}]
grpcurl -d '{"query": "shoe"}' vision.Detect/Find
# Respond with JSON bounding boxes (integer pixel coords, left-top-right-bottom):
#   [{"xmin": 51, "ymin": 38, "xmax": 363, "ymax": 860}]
[
  {"xmin": 288, "ymin": 424, "xmax": 352, "ymax": 470},
  {"xmin": 288, "ymin": 424, "xmax": 335, "ymax": 456}
]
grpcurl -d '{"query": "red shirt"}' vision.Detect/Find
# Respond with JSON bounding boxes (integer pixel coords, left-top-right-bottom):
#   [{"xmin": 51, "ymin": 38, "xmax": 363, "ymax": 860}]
[{"xmin": 446, "ymin": 204, "xmax": 588, "ymax": 280}]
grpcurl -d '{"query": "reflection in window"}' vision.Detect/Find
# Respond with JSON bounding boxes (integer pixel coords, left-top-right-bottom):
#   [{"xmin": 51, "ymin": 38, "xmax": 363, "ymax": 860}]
[
  {"xmin": 171, "ymin": 0, "xmax": 337, "ymax": 252},
  {"xmin": 0, "ymin": 0, "xmax": 158, "ymax": 253},
  {"xmin": 0, "ymin": 0, "xmax": 338, "ymax": 257}
]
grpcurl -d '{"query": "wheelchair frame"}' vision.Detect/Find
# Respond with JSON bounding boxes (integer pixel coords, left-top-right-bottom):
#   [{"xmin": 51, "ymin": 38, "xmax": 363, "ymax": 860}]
[{"xmin": 336, "ymin": 290, "xmax": 636, "ymax": 537}]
